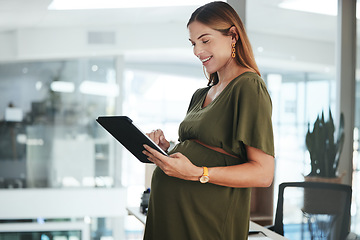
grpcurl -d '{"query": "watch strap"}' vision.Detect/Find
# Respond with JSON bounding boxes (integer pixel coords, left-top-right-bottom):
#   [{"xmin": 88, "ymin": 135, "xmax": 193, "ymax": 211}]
[{"xmin": 203, "ymin": 166, "xmax": 208, "ymax": 177}]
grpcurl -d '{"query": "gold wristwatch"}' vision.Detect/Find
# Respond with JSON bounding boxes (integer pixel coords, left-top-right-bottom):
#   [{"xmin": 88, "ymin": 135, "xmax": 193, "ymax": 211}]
[{"xmin": 199, "ymin": 166, "xmax": 209, "ymax": 183}]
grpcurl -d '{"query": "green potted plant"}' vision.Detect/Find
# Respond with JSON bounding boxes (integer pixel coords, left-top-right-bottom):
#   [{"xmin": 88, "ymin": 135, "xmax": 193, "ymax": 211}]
[
  {"xmin": 303, "ymin": 109, "xmax": 345, "ymax": 217},
  {"xmin": 305, "ymin": 109, "xmax": 345, "ymax": 183}
]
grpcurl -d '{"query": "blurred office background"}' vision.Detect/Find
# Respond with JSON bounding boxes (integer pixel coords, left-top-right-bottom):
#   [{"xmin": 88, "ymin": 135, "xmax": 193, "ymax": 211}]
[{"xmin": 0, "ymin": 0, "xmax": 358, "ymax": 239}]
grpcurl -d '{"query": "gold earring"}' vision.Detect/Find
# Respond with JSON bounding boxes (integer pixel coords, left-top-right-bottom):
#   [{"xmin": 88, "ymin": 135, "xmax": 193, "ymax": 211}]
[{"xmin": 232, "ymin": 42, "xmax": 236, "ymax": 58}]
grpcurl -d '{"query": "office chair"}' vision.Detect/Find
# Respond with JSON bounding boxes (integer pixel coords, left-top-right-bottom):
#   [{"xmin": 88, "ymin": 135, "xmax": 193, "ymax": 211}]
[{"xmin": 269, "ymin": 181, "xmax": 352, "ymax": 240}]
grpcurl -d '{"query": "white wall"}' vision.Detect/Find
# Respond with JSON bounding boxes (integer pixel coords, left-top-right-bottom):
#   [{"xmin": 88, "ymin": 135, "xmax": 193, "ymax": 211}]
[{"xmin": 0, "ymin": 23, "xmax": 189, "ymax": 61}]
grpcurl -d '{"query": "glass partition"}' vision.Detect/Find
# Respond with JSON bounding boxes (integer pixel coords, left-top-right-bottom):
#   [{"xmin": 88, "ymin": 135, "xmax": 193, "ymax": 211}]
[
  {"xmin": 0, "ymin": 58, "xmax": 118, "ymax": 189},
  {"xmin": 247, "ymin": 0, "xmax": 339, "ymax": 233},
  {"xmin": 264, "ymin": 72, "xmax": 336, "ymax": 184},
  {"xmin": 247, "ymin": 0, "xmax": 338, "ymax": 182}
]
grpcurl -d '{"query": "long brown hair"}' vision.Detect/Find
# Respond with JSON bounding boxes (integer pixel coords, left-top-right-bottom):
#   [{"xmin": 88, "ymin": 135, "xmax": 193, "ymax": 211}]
[{"xmin": 187, "ymin": 1, "xmax": 260, "ymax": 86}]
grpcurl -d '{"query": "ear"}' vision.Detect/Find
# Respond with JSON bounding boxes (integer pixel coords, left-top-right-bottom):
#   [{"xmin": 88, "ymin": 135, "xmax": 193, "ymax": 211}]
[{"xmin": 229, "ymin": 26, "xmax": 239, "ymax": 42}]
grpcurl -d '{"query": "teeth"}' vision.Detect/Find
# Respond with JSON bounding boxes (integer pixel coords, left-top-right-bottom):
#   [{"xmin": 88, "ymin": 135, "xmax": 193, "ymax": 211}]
[{"xmin": 201, "ymin": 56, "xmax": 211, "ymax": 62}]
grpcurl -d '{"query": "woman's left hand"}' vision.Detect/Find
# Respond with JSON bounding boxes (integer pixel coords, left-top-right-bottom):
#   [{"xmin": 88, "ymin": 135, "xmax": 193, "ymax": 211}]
[{"xmin": 143, "ymin": 144, "xmax": 202, "ymax": 181}]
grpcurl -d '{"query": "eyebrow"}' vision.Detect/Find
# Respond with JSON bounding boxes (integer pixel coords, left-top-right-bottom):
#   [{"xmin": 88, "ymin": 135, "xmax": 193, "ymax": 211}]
[{"xmin": 197, "ymin": 33, "xmax": 210, "ymax": 39}]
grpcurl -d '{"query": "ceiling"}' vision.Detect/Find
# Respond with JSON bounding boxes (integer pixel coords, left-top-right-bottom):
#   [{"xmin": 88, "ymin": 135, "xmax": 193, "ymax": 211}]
[
  {"xmin": 0, "ymin": 0, "xmax": 358, "ymax": 74},
  {"xmin": 0, "ymin": 0, "xmax": 343, "ymax": 40},
  {"xmin": 0, "ymin": 0, "xmax": 199, "ymax": 31}
]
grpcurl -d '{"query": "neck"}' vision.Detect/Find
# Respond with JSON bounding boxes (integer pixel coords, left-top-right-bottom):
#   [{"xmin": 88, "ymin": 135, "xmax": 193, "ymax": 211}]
[{"xmin": 217, "ymin": 63, "xmax": 253, "ymax": 85}]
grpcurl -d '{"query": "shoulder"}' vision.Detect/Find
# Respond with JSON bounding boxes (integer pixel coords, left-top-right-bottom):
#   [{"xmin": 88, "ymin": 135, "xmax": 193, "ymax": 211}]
[
  {"xmin": 231, "ymin": 72, "xmax": 272, "ymax": 104},
  {"xmin": 232, "ymin": 72, "xmax": 267, "ymax": 91}
]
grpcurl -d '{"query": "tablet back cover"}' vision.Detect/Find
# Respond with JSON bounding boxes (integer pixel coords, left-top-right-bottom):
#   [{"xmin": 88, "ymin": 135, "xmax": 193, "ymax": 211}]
[{"xmin": 96, "ymin": 116, "xmax": 165, "ymax": 163}]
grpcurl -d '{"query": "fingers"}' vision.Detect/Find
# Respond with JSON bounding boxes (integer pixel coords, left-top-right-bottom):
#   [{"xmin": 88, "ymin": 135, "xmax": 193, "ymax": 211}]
[
  {"xmin": 143, "ymin": 144, "xmax": 162, "ymax": 158},
  {"xmin": 143, "ymin": 144, "xmax": 173, "ymax": 177},
  {"xmin": 153, "ymin": 129, "xmax": 164, "ymax": 143},
  {"xmin": 147, "ymin": 129, "xmax": 163, "ymax": 145},
  {"xmin": 142, "ymin": 144, "xmax": 166, "ymax": 165}
]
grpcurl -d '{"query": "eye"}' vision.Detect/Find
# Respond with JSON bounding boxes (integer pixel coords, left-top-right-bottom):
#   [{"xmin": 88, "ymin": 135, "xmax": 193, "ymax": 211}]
[{"xmin": 202, "ymin": 40, "xmax": 209, "ymax": 44}]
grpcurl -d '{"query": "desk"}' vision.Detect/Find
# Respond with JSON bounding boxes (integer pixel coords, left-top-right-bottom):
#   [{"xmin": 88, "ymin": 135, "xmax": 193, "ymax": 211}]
[
  {"xmin": 127, "ymin": 207, "xmax": 288, "ymax": 240},
  {"xmin": 249, "ymin": 221, "xmax": 288, "ymax": 239}
]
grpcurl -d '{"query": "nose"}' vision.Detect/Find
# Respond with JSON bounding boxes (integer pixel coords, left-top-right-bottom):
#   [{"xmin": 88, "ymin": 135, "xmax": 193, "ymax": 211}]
[{"xmin": 193, "ymin": 45, "xmax": 203, "ymax": 58}]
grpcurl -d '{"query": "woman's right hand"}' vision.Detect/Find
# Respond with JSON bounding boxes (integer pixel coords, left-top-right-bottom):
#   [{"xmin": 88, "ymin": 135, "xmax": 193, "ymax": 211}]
[{"xmin": 146, "ymin": 129, "xmax": 170, "ymax": 152}]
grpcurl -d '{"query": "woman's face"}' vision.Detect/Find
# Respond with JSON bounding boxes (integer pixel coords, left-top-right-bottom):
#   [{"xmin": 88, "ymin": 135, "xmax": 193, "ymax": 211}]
[{"xmin": 188, "ymin": 21, "xmax": 234, "ymax": 75}]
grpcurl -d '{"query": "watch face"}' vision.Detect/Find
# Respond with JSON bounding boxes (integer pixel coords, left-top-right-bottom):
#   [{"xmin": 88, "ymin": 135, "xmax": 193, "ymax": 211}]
[{"xmin": 200, "ymin": 175, "xmax": 209, "ymax": 183}]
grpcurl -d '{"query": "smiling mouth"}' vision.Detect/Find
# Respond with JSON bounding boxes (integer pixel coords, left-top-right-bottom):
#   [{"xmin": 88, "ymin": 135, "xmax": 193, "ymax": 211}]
[{"xmin": 201, "ymin": 56, "xmax": 212, "ymax": 63}]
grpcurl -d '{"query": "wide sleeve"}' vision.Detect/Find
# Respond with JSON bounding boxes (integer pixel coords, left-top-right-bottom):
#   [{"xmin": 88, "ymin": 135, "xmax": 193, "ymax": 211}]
[{"xmin": 232, "ymin": 77, "xmax": 275, "ymax": 157}]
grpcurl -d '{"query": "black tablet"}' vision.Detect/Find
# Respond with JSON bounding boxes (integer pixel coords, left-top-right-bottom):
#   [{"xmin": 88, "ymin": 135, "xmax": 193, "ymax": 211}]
[{"xmin": 96, "ymin": 116, "xmax": 168, "ymax": 163}]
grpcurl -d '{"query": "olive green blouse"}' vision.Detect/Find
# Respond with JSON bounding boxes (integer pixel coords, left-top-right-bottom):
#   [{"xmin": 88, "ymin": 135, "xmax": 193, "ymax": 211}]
[
  {"xmin": 179, "ymin": 71, "xmax": 274, "ymax": 159},
  {"xmin": 143, "ymin": 72, "xmax": 274, "ymax": 240}
]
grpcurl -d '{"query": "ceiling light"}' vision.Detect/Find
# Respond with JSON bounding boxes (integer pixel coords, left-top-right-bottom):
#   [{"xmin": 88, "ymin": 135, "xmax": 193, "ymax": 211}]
[
  {"xmin": 48, "ymin": 0, "xmax": 212, "ymax": 10},
  {"xmin": 91, "ymin": 65, "xmax": 99, "ymax": 72},
  {"xmin": 79, "ymin": 81, "xmax": 119, "ymax": 97},
  {"xmin": 50, "ymin": 81, "xmax": 75, "ymax": 93},
  {"xmin": 279, "ymin": 0, "xmax": 360, "ymax": 18},
  {"xmin": 279, "ymin": 0, "xmax": 337, "ymax": 16}
]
